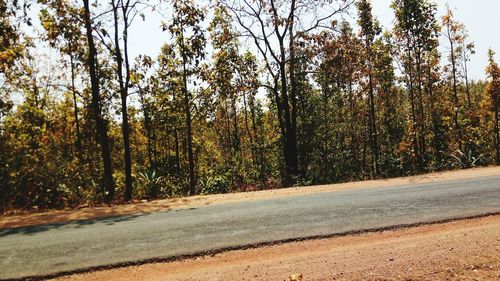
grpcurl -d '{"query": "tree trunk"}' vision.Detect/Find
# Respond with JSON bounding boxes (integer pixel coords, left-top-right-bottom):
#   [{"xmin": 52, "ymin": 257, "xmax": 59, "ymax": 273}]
[
  {"xmin": 174, "ymin": 127, "xmax": 181, "ymax": 176},
  {"xmin": 122, "ymin": 2, "xmax": 134, "ymax": 199},
  {"xmin": 463, "ymin": 50, "xmax": 472, "ymax": 109},
  {"xmin": 69, "ymin": 52, "xmax": 82, "ymax": 157},
  {"xmin": 348, "ymin": 78, "xmax": 360, "ymax": 172},
  {"xmin": 405, "ymin": 40, "xmax": 420, "ymax": 170},
  {"xmin": 448, "ymin": 30, "xmax": 462, "ymax": 151},
  {"xmin": 181, "ymin": 49, "xmax": 196, "ymax": 195},
  {"xmin": 366, "ymin": 46, "xmax": 379, "ymax": 177},
  {"xmin": 139, "ymin": 89, "xmax": 154, "ymax": 170},
  {"xmin": 242, "ymin": 92, "xmax": 256, "ymax": 167},
  {"xmin": 288, "ymin": 10, "xmax": 299, "ymax": 178},
  {"xmin": 495, "ymin": 107, "xmax": 499, "ymax": 165},
  {"xmin": 321, "ymin": 86, "xmax": 329, "ymax": 180},
  {"xmin": 232, "ymin": 98, "xmax": 239, "ymax": 152},
  {"xmin": 271, "ymin": 79, "xmax": 287, "ymax": 182},
  {"xmin": 428, "ymin": 66, "xmax": 443, "ymax": 166},
  {"xmin": 278, "ymin": 42, "xmax": 298, "ymax": 185},
  {"xmin": 415, "ymin": 51, "xmax": 427, "ymax": 170},
  {"xmin": 83, "ymin": 0, "xmax": 114, "ymax": 203},
  {"xmin": 112, "ymin": 0, "xmax": 133, "ymax": 201}
]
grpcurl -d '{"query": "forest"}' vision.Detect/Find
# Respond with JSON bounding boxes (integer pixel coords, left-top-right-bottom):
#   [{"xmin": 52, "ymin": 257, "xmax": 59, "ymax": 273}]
[{"xmin": 0, "ymin": 0, "xmax": 499, "ymax": 212}]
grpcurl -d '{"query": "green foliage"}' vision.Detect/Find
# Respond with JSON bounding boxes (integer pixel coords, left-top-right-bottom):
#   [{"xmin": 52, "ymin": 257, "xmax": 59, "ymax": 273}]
[
  {"xmin": 137, "ymin": 170, "xmax": 162, "ymax": 198},
  {"xmin": 449, "ymin": 150, "xmax": 483, "ymax": 169},
  {"xmin": 199, "ymin": 171, "xmax": 229, "ymax": 195},
  {"xmin": 292, "ymin": 176, "xmax": 313, "ymax": 188},
  {"xmin": 0, "ymin": 0, "xmax": 27, "ymax": 73},
  {"xmin": 1, "ymin": 0, "xmax": 500, "ymax": 212}
]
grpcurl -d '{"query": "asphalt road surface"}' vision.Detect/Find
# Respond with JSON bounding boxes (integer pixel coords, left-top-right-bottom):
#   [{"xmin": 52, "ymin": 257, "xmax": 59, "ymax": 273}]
[{"xmin": 1, "ymin": 175, "xmax": 499, "ymax": 280}]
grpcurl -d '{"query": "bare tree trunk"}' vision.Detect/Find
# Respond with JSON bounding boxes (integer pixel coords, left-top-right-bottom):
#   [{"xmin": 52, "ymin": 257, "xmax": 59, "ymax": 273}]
[
  {"xmin": 83, "ymin": 0, "xmax": 114, "ymax": 203},
  {"xmin": 288, "ymin": 7, "xmax": 299, "ymax": 178},
  {"xmin": 112, "ymin": 0, "xmax": 133, "ymax": 201},
  {"xmin": 495, "ymin": 107, "xmax": 499, "ymax": 165},
  {"xmin": 69, "ymin": 52, "xmax": 82, "ymax": 157},
  {"xmin": 428, "ymin": 66, "xmax": 443, "ymax": 166},
  {"xmin": 181, "ymin": 47, "xmax": 196, "ymax": 195},
  {"xmin": 415, "ymin": 51, "xmax": 427, "ymax": 170},
  {"xmin": 122, "ymin": 1, "xmax": 134, "ymax": 199},
  {"xmin": 232, "ymin": 98, "xmax": 239, "ymax": 152},
  {"xmin": 463, "ymin": 51, "xmax": 472, "ymax": 109},
  {"xmin": 248, "ymin": 93, "xmax": 265, "ymax": 182},
  {"xmin": 405, "ymin": 41, "xmax": 420, "ymax": 171},
  {"xmin": 138, "ymin": 89, "xmax": 154, "ymax": 170},
  {"xmin": 367, "ymin": 49, "xmax": 380, "ymax": 177},
  {"xmin": 174, "ymin": 127, "xmax": 181, "ymax": 176},
  {"xmin": 448, "ymin": 27, "xmax": 462, "ymax": 151},
  {"xmin": 242, "ymin": 92, "xmax": 257, "ymax": 168},
  {"xmin": 278, "ymin": 46, "xmax": 298, "ymax": 184}
]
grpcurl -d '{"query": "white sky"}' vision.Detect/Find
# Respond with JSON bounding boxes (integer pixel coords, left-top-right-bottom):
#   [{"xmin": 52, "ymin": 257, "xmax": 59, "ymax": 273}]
[{"xmin": 127, "ymin": 0, "xmax": 500, "ymax": 81}]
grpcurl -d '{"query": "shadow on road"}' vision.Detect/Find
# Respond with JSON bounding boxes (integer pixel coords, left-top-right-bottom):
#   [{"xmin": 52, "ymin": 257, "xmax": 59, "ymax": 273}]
[{"xmin": 0, "ymin": 213, "xmax": 146, "ymax": 237}]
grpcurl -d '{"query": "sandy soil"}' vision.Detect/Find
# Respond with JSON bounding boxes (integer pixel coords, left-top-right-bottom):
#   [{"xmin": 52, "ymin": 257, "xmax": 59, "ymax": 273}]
[
  {"xmin": 1, "ymin": 166, "xmax": 499, "ymax": 229},
  {"xmin": 54, "ymin": 215, "xmax": 500, "ymax": 281}
]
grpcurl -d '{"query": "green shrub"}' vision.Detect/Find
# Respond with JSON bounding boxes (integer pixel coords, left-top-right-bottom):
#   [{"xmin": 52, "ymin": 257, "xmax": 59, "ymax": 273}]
[
  {"xmin": 449, "ymin": 149, "xmax": 483, "ymax": 169},
  {"xmin": 199, "ymin": 173, "xmax": 229, "ymax": 195}
]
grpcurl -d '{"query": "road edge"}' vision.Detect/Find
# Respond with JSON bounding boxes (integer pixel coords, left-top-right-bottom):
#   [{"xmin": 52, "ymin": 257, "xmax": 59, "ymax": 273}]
[{"xmin": 2, "ymin": 166, "xmax": 499, "ymax": 229}]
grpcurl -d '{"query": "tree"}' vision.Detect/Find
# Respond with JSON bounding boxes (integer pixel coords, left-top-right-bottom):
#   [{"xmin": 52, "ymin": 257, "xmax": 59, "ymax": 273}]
[
  {"xmin": 486, "ymin": 49, "xmax": 500, "ymax": 165},
  {"xmin": 237, "ymin": 51, "xmax": 267, "ymax": 183},
  {"xmin": 131, "ymin": 55, "xmax": 157, "ymax": 171},
  {"xmin": 441, "ymin": 6, "xmax": 479, "ymax": 160},
  {"xmin": 1, "ymin": 0, "xmax": 28, "ymax": 124},
  {"xmin": 222, "ymin": 0, "xmax": 353, "ymax": 184},
  {"xmin": 357, "ymin": 0, "xmax": 381, "ymax": 177},
  {"xmin": 442, "ymin": 6, "xmax": 464, "ymax": 151},
  {"xmin": 207, "ymin": 3, "xmax": 241, "ymax": 159},
  {"xmin": 392, "ymin": 0, "xmax": 440, "ymax": 171},
  {"xmin": 1, "ymin": 0, "xmax": 25, "ymax": 128},
  {"xmin": 110, "ymin": 0, "xmax": 139, "ymax": 201},
  {"xmin": 372, "ymin": 33, "xmax": 405, "ymax": 175},
  {"xmin": 461, "ymin": 37, "xmax": 475, "ymax": 109},
  {"xmin": 39, "ymin": 0, "xmax": 86, "ymax": 157},
  {"xmin": 166, "ymin": 0, "xmax": 206, "ymax": 195},
  {"xmin": 0, "ymin": 0, "xmax": 26, "ymax": 73},
  {"xmin": 2, "ymin": 0, "xmax": 500, "ymax": 211},
  {"xmin": 312, "ymin": 21, "xmax": 367, "ymax": 181},
  {"xmin": 82, "ymin": 0, "xmax": 115, "ymax": 202}
]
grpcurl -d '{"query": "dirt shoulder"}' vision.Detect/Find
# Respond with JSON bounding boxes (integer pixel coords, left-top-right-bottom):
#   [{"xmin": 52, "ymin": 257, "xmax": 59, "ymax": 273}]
[
  {"xmin": 1, "ymin": 166, "xmax": 499, "ymax": 229},
  {"xmin": 54, "ymin": 214, "xmax": 500, "ymax": 281}
]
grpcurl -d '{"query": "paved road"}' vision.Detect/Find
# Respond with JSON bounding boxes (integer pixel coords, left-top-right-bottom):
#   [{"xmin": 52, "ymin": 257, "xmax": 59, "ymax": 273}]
[{"xmin": 1, "ymin": 175, "xmax": 499, "ymax": 280}]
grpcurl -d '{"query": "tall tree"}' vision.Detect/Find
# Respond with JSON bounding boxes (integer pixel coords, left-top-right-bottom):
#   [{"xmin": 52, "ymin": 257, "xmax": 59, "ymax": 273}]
[
  {"xmin": 166, "ymin": 0, "xmax": 206, "ymax": 195},
  {"xmin": 222, "ymin": 0, "xmax": 353, "ymax": 184},
  {"xmin": 39, "ymin": 0, "xmax": 85, "ymax": 157},
  {"xmin": 392, "ymin": 0, "xmax": 440, "ymax": 171},
  {"xmin": 372, "ymin": 33, "xmax": 405, "ymax": 174},
  {"xmin": 141, "ymin": 43, "xmax": 183, "ymax": 187},
  {"xmin": 442, "ymin": 6, "xmax": 464, "ymax": 151},
  {"xmin": 0, "ymin": 0, "xmax": 25, "ymax": 210},
  {"xmin": 237, "ymin": 51, "xmax": 266, "ymax": 182},
  {"xmin": 82, "ymin": 0, "xmax": 115, "ymax": 202},
  {"xmin": 208, "ymin": 3, "xmax": 241, "ymax": 161},
  {"xmin": 131, "ymin": 55, "xmax": 157, "ymax": 171},
  {"xmin": 1, "ymin": 0, "xmax": 27, "ymax": 120},
  {"xmin": 357, "ymin": 0, "xmax": 381, "ymax": 177},
  {"xmin": 461, "ymin": 36, "xmax": 475, "ymax": 109},
  {"xmin": 486, "ymin": 49, "xmax": 500, "ymax": 165},
  {"xmin": 110, "ymin": 0, "xmax": 137, "ymax": 201}
]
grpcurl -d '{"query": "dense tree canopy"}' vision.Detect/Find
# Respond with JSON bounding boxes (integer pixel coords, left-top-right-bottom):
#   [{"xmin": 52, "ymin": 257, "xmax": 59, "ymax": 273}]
[{"xmin": 0, "ymin": 0, "xmax": 498, "ymax": 211}]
